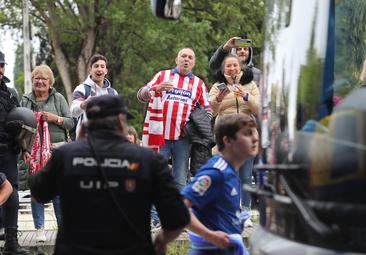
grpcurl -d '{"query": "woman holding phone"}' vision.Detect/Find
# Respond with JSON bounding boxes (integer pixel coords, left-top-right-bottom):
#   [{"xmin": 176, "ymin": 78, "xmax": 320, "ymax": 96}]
[{"xmin": 209, "ymin": 54, "xmax": 259, "ymax": 119}]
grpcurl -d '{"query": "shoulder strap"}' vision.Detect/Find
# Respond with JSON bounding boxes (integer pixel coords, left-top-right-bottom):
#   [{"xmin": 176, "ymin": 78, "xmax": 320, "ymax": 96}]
[
  {"xmin": 107, "ymin": 87, "xmax": 115, "ymax": 95},
  {"xmin": 84, "ymin": 84, "xmax": 115, "ymax": 96},
  {"xmin": 83, "ymin": 84, "xmax": 91, "ymax": 98}
]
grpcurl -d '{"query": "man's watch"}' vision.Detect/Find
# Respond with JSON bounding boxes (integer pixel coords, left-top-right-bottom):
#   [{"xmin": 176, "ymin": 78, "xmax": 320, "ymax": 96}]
[{"xmin": 57, "ymin": 117, "xmax": 62, "ymax": 125}]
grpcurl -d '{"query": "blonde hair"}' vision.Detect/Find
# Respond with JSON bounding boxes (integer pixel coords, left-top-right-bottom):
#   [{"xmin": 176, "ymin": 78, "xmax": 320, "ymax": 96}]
[{"xmin": 31, "ymin": 64, "xmax": 55, "ymax": 87}]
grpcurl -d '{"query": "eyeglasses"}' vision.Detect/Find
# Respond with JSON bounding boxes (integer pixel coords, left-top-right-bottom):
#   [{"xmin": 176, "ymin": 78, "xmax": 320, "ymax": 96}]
[{"xmin": 33, "ymin": 77, "xmax": 49, "ymax": 82}]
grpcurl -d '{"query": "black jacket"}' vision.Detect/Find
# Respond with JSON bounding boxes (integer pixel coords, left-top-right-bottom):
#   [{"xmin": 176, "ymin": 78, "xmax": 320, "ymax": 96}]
[
  {"xmin": 185, "ymin": 106, "xmax": 215, "ymax": 175},
  {"xmin": 209, "ymin": 44, "xmax": 260, "ymax": 85},
  {"xmin": 0, "ymin": 78, "xmax": 19, "ymax": 154},
  {"xmin": 185, "ymin": 106, "xmax": 215, "ymax": 148},
  {"xmin": 29, "ymin": 130, "xmax": 190, "ymax": 255}
]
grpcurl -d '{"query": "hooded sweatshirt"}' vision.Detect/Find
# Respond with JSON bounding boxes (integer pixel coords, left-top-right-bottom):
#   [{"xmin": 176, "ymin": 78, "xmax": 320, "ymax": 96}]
[
  {"xmin": 70, "ymin": 75, "xmax": 118, "ymax": 139},
  {"xmin": 209, "ymin": 44, "xmax": 262, "ymax": 87}
]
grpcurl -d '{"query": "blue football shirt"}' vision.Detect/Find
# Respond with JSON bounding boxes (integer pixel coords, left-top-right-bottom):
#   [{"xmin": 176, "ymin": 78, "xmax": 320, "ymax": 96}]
[{"xmin": 182, "ymin": 155, "xmax": 242, "ymax": 234}]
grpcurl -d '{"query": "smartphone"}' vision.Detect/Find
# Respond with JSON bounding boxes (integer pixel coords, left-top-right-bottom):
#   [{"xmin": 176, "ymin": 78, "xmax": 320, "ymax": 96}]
[
  {"xmin": 234, "ymin": 38, "xmax": 253, "ymax": 48},
  {"xmin": 217, "ymin": 83, "xmax": 227, "ymax": 91}
]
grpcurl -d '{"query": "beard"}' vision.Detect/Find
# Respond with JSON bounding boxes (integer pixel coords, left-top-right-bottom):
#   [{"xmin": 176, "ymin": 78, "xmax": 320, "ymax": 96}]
[{"xmin": 240, "ymin": 58, "xmax": 249, "ymax": 66}]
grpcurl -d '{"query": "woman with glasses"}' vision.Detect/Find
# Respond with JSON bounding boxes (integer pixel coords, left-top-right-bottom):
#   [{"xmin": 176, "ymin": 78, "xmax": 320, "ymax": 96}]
[{"xmin": 21, "ymin": 64, "xmax": 74, "ymax": 242}]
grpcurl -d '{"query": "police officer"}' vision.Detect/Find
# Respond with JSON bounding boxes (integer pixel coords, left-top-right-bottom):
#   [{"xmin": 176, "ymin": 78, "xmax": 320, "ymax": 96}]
[
  {"xmin": 0, "ymin": 51, "xmax": 31, "ymax": 255},
  {"xmin": 29, "ymin": 94, "xmax": 190, "ymax": 255}
]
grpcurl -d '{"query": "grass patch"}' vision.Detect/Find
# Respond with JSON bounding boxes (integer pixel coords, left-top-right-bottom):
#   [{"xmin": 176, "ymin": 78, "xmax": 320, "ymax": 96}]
[
  {"xmin": 167, "ymin": 240, "xmax": 190, "ymax": 255},
  {"xmin": 166, "ymin": 210, "xmax": 260, "ymax": 254}
]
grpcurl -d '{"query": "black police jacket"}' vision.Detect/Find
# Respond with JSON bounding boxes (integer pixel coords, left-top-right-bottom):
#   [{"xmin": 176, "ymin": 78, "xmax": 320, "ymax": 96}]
[
  {"xmin": 29, "ymin": 130, "xmax": 190, "ymax": 255},
  {"xmin": 0, "ymin": 80, "xmax": 19, "ymax": 154}
]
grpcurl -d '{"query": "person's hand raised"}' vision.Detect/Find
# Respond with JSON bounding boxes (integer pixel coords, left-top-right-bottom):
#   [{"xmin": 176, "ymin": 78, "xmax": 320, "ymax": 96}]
[
  {"xmin": 223, "ymin": 37, "xmax": 240, "ymax": 51},
  {"xmin": 80, "ymin": 95, "xmax": 96, "ymax": 110},
  {"xmin": 156, "ymin": 81, "xmax": 174, "ymax": 93}
]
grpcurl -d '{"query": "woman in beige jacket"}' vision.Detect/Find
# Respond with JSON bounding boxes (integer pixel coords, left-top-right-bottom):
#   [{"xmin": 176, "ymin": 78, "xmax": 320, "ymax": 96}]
[{"xmin": 209, "ymin": 54, "xmax": 260, "ymax": 123}]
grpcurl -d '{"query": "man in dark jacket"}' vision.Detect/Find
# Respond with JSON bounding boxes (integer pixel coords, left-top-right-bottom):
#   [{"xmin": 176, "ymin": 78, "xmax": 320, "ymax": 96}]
[
  {"xmin": 0, "ymin": 51, "xmax": 31, "ymax": 255},
  {"xmin": 209, "ymin": 36, "xmax": 262, "ymax": 87},
  {"xmin": 29, "ymin": 95, "xmax": 190, "ymax": 255}
]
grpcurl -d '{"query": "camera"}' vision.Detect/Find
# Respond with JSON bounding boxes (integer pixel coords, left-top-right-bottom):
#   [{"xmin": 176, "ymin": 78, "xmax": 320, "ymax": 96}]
[{"xmin": 234, "ymin": 38, "xmax": 253, "ymax": 48}]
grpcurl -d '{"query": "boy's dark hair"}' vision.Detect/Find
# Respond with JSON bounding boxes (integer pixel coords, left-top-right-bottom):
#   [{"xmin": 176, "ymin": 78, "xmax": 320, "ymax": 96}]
[
  {"xmin": 89, "ymin": 54, "xmax": 108, "ymax": 68},
  {"xmin": 215, "ymin": 114, "xmax": 257, "ymax": 151}
]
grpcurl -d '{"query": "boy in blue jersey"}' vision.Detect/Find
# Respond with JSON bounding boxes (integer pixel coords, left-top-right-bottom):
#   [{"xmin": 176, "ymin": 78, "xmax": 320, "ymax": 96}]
[{"xmin": 182, "ymin": 114, "xmax": 259, "ymax": 255}]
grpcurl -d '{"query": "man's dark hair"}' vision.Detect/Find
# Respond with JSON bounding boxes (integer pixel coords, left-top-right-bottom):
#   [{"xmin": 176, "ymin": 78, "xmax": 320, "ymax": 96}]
[
  {"xmin": 89, "ymin": 54, "xmax": 108, "ymax": 68},
  {"xmin": 215, "ymin": 114, "xmax": 257, "ymax": 151},
  {"xmin": 86, "ymin": 115, "xmax": 121, "ymax": 132}
]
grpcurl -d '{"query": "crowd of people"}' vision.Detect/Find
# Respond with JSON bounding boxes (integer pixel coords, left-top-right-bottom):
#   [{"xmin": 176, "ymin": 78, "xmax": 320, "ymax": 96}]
[{"xmin": 0, "ymin": 34, "xmax": 261, "ymax": 255}]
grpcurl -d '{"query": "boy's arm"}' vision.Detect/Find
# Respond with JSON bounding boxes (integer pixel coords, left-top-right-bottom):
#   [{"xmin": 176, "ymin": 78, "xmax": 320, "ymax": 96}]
[
  {"xmin": 184, "ymin": 198, "xmax": 230, "ymax": 249},
  {"xmin": 70, "ymin": 85, "xmax": 86, "ymax": 118}
]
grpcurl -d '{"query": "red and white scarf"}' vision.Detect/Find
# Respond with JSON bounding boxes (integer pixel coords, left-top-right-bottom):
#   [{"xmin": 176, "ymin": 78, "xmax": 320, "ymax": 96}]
[
  {"xmin": 142, "ymin": 90, "xmax": 165, "ymax": 152},
  {"xmin": 29, "ymin": 112, "xmax": 52, "ymax": 174}
]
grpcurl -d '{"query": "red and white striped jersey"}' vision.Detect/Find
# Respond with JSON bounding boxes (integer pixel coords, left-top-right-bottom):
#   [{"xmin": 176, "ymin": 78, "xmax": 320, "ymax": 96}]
[{"xmin": 141, "ymin": 69, "xmax": 211, "ymax": 141}]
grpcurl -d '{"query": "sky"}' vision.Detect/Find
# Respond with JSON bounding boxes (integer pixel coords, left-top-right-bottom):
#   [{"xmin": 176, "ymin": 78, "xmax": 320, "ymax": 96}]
[{"xmin": 1, "ymin": 29, "xmax": 16, "ymax": 88}]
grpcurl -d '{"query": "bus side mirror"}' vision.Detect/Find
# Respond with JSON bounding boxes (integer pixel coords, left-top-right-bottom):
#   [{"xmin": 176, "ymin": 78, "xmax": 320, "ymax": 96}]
[{"xmin": 151, "ymin": 0, "xmax": 182, "ymax": 20}]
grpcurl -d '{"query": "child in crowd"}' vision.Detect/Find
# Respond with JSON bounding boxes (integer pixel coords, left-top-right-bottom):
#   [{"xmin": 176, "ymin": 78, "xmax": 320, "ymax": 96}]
[
  {"xmin": 182, "ymin": 114, "xmax": 259, "ymax": 255},
  {"xmin": 127, "ymin": 126, "xmax": 140, "ymax": 145}
]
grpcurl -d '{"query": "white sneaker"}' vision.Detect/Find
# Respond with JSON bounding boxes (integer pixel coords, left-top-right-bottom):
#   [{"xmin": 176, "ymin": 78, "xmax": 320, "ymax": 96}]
[
  {"xmin": 36, "ymin": 228, "xmax": 47, "ymax": 242},
  {"xmin": 244, "ymin": 218, "xmax": 254, "ymax": 228}
]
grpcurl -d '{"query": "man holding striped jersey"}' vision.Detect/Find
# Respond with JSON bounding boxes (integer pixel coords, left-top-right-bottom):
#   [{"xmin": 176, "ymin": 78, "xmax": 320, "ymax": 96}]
[{"xmin": 137, "ymin": 48, "xmax": 211, "ymax": 189}]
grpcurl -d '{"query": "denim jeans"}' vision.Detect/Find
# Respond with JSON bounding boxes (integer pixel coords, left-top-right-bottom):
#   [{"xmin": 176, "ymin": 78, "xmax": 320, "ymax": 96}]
[
  {"xmin": 239, "ymin": 158, "xmax": 254, "ymax": 209},
  {"xmin": 160, "ymin": 136, "xmax": 191, "ymax": 190},
  {"xmin": 31, "ymin": 196, "xmax": 62, "ymax": 229}
]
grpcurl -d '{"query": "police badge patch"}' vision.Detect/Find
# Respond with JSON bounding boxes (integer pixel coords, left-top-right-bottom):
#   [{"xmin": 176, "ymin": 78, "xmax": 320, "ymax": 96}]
[{"xmin": 192, "ymin": 175, "xmax": 211, "ymax": 195}]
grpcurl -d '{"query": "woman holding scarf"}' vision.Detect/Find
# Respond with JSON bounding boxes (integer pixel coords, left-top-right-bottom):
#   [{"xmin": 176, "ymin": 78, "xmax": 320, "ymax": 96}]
[{"xmin": 21, "ymin": 65, "xmax": 74, "ymax": 242}]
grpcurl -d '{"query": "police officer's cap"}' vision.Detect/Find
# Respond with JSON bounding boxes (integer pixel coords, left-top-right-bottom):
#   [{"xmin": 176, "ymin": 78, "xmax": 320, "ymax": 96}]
[
  {"xmin": 86, "ymin": 95, "xmax": 133, "ymax": 120},
  {"xmin": 0, "ymin": 51, "xmax": 6, "ymax": 64}
]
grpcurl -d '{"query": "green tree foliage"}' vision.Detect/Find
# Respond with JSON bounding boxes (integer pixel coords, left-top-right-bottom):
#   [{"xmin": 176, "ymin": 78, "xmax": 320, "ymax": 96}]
[
  {"xmin": 335, "ymin": 0, "xmax": 366, "ymax": 87},
  {"xmin": 1, "ymin": 0, "xmax": 264, "ymax": 133},
  {"xmin": 98, "ymin": 0, "xmax": 264, "ymax": 130},
  {"xmin": 13, "ymin": 44, "xmax": 24, "ymax": 95}
]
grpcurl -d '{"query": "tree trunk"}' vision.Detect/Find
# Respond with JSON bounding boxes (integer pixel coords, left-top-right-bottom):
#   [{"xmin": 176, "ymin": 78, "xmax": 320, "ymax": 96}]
[
  {"xmin": 77, "ymin": 28, "xmax": 97, "ymax": 83},
  {"xmin": 30, "ymin": 1, "xmax": 100, "ymax": 104},
  {"xmin": 52, "ymin": 42, "xmax": 73, "ymax": 104}
]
